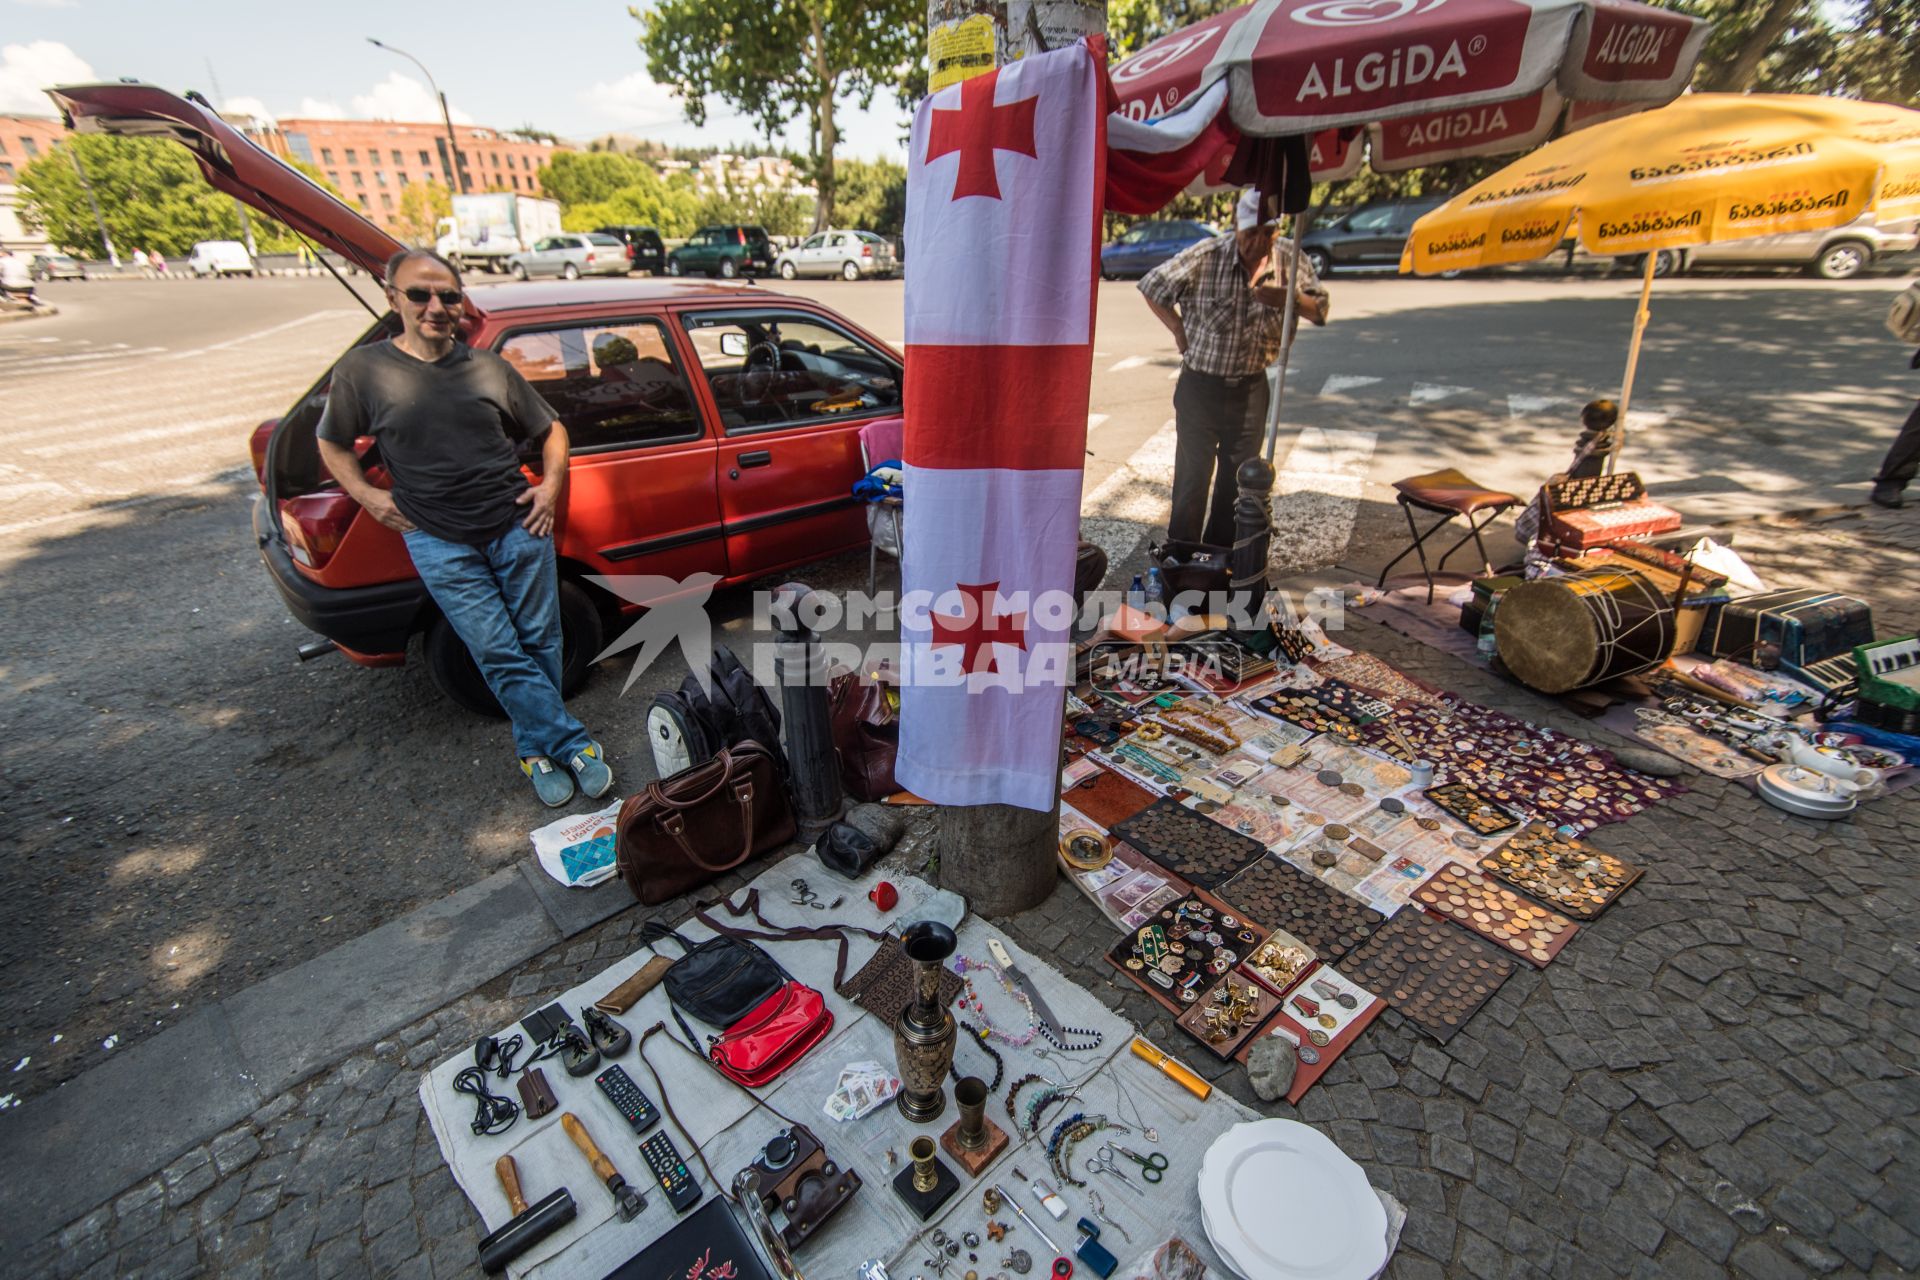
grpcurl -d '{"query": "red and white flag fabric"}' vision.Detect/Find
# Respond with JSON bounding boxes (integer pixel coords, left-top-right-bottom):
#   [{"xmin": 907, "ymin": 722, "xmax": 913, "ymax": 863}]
[{"xmin": 895, "ymin": 41, "xmax": 1105, "ymax": 812}]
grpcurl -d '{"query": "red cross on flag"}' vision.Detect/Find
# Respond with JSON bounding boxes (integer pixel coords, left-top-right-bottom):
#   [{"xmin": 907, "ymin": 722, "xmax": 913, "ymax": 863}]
[{"xmin": 895, "ymin": 41, "xmax": 1105, "ymax": 812}]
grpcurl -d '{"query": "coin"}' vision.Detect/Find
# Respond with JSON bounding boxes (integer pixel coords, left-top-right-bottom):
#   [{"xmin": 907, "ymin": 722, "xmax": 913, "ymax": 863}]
[{"xmin": 1307, "ymin": 1029, "xmax": 1330, "ymax": 1046}]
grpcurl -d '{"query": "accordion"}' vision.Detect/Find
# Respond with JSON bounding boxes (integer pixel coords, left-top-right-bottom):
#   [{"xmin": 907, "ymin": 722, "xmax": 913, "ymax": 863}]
[{"xmin": 1541, "ymin": 472, "xmax": 1682, "ymax": 551}]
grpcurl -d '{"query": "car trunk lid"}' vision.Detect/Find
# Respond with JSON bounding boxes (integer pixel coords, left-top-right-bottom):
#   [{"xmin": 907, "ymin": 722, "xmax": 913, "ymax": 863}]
[{"xmin": 47, "ymin": 82, "xmax": 405, "ymax": 280}]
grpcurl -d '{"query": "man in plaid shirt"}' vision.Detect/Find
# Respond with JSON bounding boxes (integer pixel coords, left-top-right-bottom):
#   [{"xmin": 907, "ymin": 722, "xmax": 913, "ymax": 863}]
[{"xmin": 1140, "ymin": 189, "xmax": 1330, "ymax": 547}]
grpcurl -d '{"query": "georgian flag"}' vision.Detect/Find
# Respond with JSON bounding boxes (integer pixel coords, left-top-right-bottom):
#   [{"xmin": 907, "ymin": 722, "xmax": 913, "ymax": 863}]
[{"xmin": 894, "ymin": 41, "xmax": 1105, "ymax": 812}]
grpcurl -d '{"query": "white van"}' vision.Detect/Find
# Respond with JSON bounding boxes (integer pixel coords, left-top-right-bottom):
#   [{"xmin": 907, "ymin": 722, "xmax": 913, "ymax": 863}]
[{"xmin": 188, "ymin": 240, "xmax": 255, "ymax": 278}]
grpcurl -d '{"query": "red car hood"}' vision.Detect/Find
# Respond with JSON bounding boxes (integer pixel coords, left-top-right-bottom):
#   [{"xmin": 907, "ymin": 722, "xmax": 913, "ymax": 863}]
[{"xmin": 48, "ymin": 82, "xmax": 404, "ymax": 280}]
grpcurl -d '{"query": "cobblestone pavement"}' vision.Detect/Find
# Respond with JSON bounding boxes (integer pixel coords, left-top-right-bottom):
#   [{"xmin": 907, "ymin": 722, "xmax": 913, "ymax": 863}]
[{"xmin": 21, "ymin": 505, "xmax": 1920, "ymax": 1280}]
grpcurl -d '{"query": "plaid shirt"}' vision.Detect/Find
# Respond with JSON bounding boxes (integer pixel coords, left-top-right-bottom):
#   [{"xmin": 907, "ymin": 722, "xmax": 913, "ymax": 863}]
[{"xmin": 1138, "ymin": 233, "xmax": 1323, "ymax": 378}]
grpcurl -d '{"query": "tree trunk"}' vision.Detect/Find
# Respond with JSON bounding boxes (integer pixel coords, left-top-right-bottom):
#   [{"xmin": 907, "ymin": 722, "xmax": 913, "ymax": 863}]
[
  {"xmin": 1700, "ymin": 0, "xmax": 1804, "ymax": 91},
  {"xmin": 814, "ymin": 85, "xmax": 838, "ymax": 232},
  {"xmin": 923, "ymin": 0, "xmax": 1106, "ymax": 918}
]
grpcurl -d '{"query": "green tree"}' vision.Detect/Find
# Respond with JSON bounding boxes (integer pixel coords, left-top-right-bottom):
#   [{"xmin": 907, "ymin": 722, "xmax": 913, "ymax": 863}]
[
  {"xmin": 632, "ymin": 0, "xmax": 920, "ymax": 231},
  {"xmin": 560, "ymin": 174, "xmax": 705, "ymax": 238},
  {"xmin": 393, "ymin": 180, "xmax": 453, "ymax": 247},
  {"xmin": 689, "ymin": 173, "xmax": 816, "ymax": 238},
  {"xmin": 539, "ymin": 150, "xmax": 652, "ymax": 207},
  {"xmin": 16, "ymin": 134, "xmax": 338, "ymax": 258},
  {"xmin": 833, "ymin": 157, "xmax": 907, "ymax": 235}
]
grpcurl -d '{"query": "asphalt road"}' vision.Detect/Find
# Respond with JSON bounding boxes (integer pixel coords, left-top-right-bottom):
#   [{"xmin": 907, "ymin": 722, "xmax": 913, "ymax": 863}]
[{"xmin": 1, "ymin": 265, "xmax": 1915, "ymax": 1101}]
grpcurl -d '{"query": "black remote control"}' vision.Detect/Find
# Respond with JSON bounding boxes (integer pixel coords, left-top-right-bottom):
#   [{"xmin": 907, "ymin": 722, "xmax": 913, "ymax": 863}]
[
  {"xmin": 639, "ymin": 1129, "xmax": 702, "ymax": 1213},
  {"xmin": 593, "ymin": 1065, "xmax": 660, "ymax": 1135}
]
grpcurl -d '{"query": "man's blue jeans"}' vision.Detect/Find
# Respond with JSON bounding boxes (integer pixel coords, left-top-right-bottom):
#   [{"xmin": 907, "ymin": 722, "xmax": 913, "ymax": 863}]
[{"xmin": 404, "ymin": 523, "xmax": 592, "ymax": 762}]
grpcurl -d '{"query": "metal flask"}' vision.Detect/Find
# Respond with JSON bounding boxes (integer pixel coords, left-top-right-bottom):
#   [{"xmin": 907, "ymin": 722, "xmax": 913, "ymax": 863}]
[{"xmin": 893, "ymin": 921, "xmax": 958, "ymax": 1123}]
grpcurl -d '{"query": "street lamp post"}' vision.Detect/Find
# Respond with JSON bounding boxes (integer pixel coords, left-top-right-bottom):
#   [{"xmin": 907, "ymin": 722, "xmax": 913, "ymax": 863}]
[
  {"xmin": 66, "ymin": 147, "xmax": 120, "ymax": 267},
  {"xmin": 366, "ymin": 37, "xmax": 466, "ymax": 195}
]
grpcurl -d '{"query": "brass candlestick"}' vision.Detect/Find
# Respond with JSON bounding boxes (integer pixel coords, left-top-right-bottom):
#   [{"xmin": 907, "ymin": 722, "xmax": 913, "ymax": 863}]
[{"xmin": 910, "ymin": 1137, "xmax": 938, "ymax": 1194}]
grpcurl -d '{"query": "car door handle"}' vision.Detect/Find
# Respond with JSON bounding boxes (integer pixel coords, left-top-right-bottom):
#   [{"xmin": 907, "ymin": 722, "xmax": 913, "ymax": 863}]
[{"xmin": 737, "ymin": 450, "xmax": 773, "ymax": 468}]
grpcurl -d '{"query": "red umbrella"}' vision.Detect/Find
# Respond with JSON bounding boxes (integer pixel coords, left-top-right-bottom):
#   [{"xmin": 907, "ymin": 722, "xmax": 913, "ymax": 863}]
[{"xmin": 1113, "ymin": 0, "xmax": 1711, "ymax": 178}]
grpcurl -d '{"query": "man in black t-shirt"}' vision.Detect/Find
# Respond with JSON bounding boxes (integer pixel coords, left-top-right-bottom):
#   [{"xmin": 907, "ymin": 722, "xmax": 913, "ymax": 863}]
[{"xmin": 316, "ymin": 249, "xmax": 612, "ymax": 807}]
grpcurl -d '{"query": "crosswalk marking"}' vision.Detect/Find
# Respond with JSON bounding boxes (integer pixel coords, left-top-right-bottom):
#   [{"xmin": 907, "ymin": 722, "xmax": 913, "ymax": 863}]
[
  {"xmin": 1410, "ymin": 382, "xmax": 1474, "ymax": 406},
  {"xmin": 1086, "ymin": 413, "xmax": 1109, "ymax": 433},
  {"xmin": 1508, "ymin": 393, "xmax": 1575, "ymax": 417},
  {"xmin": 1319, "ymin": 374, "xmax": 1382, "ymax": 397},
  {"xmin": 1269, "ymin": 427, "xmax": 1377, "ymax": 570}
]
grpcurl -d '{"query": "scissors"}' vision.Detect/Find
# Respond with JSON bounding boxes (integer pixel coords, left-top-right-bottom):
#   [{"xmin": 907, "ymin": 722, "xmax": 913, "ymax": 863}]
[
  {"xmin": 1108, "ymin": 1143, "xmax": 1168, "ymax": 1184},
  {"xmin": 1084, "ymin": 1146, "xmax": 1134, "ymax": 1185}
]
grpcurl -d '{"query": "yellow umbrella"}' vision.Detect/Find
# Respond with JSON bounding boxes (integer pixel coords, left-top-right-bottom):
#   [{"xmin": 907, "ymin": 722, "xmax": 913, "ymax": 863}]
[{"xmin": 1401, "ymin": 94, "xmax": 1920, "ymax": 469}]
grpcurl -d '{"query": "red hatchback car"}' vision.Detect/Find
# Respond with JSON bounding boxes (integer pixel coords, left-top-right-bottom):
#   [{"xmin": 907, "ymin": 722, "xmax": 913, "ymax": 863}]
[{"xmin": 54, "ymin": 85, "xmax": 896, "ymax": 713}]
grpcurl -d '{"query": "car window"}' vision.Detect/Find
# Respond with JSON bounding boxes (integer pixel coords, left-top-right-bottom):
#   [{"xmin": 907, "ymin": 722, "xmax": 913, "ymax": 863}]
[
  {"xmin": 801, "ymin": 234, "xmax": 826, "ymax": 250},
  {"xmin": 586, "ymin": 233, "xmax": 623, "ymax": 246},
  {"xmin": 857, "ymin": 232, "xmax": 888, "ymax": 246},
  {"xmin": 1345, "ymin": 207, "xmax": 1397, "ymax": 233},
  {"xmin": 682, "ymin": 310, "xmax": 902, "ymax": 435},
  {"xmin": 1119, "ymin": 226, "xmax": 1154, "ymax": 245},
  {"xmin": 498, "ymin": 318, "xmax": 704, "ymax": 451}
]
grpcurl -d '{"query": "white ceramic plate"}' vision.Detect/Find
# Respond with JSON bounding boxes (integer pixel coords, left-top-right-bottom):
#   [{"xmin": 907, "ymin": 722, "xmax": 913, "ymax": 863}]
[{"xmin": 1199, "ymin": 1119, "xmax": 1388, "ymax": 1280}]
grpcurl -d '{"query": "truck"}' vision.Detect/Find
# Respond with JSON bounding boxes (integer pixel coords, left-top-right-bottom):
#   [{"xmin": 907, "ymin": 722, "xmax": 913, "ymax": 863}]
[{"xmin": 434, "ymin": 193, "xmax": 562, "ymax": 274}]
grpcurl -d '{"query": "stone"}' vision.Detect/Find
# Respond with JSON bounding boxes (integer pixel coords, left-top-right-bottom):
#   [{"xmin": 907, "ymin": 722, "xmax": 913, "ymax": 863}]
[
  {"xmin": 1246, "ymin": 1035, "xmax": 1297, "ymax": 1102},
  {"xmin": 1609, "ymin": 747, "xmax": 1687, "ymax": 778}
]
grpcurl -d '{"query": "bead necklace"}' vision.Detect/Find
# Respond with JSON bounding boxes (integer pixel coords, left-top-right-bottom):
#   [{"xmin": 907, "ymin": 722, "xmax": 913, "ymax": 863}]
[
  {"xmin": 952, "ymin": 1020, "xmax": 1005, "ymax": 1093},
  {"xmin": 949, "ymin": 955, "xmax": 1041, "ymax": 1047},
  {"xmin": 1005, "ymin": 1073, "xmax": 1048, "ymax": 1128}
]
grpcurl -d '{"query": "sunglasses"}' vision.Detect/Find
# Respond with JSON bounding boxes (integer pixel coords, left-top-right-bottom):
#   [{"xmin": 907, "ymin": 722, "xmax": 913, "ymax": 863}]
[{"xmin": 398, "ymin": 286, "xmax": 463, "ymax": 306}]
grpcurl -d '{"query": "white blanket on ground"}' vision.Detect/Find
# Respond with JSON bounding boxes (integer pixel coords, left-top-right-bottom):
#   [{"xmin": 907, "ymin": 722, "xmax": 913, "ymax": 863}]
[{"xmin": 419, "ymin": 854, "xmax": 1396, "ymax": 1278}]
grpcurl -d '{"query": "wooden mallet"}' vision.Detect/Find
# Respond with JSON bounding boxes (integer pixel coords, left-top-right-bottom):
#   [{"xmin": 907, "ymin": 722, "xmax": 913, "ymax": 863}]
[{"xmin": 478, "ymin": 1155, "xmax": 576, "ymax": 1275}]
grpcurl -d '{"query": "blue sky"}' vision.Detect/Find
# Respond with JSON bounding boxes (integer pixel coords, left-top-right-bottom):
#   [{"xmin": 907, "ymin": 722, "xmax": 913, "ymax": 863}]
[{"xmin": 1, "ymin": 0, "xmax": 913, "ymax": 160}]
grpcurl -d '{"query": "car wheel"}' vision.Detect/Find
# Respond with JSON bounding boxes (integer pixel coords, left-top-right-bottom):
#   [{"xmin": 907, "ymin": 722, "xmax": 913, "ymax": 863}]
[
  {"xmin": 1305, "ymin": 248, "xmax": 1332, "ymax": 278},
  {"xmin": 424, "ymin": 579, "xmax": 605, "ymax": 717},
  {"xmin": 1814, "ymin": 240, "xmax": 1870, "ymax": 280},
  {"xmin": 842, "ymin": 260, "xmax": 861, "ymax": 281},
  {"xmin": 1646, "ymin": 250, "xmax": 1680, "ymax": 278},
  {"xmin": 562, "ymin": 263, "xmax": 581, "ymax": 280},
  {"xmin": 780, "ymin": 261, "xmax": 797, "ymax": 280},
  {"xmin": 720, "ymin": 258, "xmax": 739, "ymax": 279},
  {"xmin": 511, "ymin": 263, "xmax": 529, "ymax": 281}
]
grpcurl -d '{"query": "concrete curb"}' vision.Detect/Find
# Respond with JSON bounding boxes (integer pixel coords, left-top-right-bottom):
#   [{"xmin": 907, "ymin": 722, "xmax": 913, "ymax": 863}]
[
  {"xmin": 0, "ymin": 857, "xmax": 635, "ymax": 1253},
  {"xmin": 0, "ymin": 305, "xmax": 57, "ymax": 322}
]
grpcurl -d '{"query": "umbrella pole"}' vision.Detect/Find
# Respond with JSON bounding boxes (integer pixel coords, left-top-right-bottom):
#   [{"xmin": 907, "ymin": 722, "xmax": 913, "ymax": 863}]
[
  {"xmin": 1262, "ymin": 207, "xmax": 1316, "ymax": 462},
  {"xmin": 1609, "ymin": 249, "xmax": 1657, "ymax": 474}
]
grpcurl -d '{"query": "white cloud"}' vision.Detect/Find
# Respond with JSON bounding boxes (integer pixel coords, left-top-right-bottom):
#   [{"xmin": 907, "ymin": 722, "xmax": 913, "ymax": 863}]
[
  {"xmin": 220, "ymin": 96, "xmax": 275, "ymax": 126},
  {"xmin": 350, "ymin": 72, "xmax": 473, "ymax": 126},
  {"xmin": 0, "ymin": 39, "xmax": 94, "ymax": 114},
  {"xmin": 581, "ymin": 71, "xmax": 690, "ymax": 130},
  {"xmin": 294, "ymin": 97, "xmax": 345, "ymax": 120}
]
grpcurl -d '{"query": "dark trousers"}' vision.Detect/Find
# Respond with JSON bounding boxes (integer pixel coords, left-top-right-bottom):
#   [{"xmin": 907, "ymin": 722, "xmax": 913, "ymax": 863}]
[
  {"xmin": 1170, "ymin": 367, "xmax": 1270, "ymax": 547},
  {"xmin": 1877, "ymin": 399, "xmax": 1920, "ymax": 490}
]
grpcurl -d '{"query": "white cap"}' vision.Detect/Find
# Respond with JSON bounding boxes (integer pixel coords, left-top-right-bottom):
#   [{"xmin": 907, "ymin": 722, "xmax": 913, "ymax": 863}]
[{"xmin": 1235, "ymin": 188, "xmax": 1268, "ymax": 231}]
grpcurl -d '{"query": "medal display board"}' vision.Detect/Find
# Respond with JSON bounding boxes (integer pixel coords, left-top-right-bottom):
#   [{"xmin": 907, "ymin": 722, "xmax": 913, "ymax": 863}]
[
  {"xmin": 1479, "ymin": 823, "xmax": 1643, "ymax": 920},
  {"xmin": 1412, "ymin": 862, "xmax": 1580, "ymax": 968},
  {"xmin": 1215, "ymin": 856, "xmax": 1386, "ymax": 963},
  {"xmin": 1338, "ymin": 909, "xmax": 1518, "ymax": 1044},
  {"xmin": 1105, "ymin": 894, "xmax": 1265, "ymax": 1014},
  {"xmin": 1112, "ymin": 798, "xmax": 1269, "ymax": 890}
]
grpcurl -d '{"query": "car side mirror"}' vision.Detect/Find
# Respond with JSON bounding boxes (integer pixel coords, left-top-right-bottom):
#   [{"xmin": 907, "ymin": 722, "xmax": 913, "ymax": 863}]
[{"xmin": 719, "ymin": 332, "xmax": 749, "ymax": 358}]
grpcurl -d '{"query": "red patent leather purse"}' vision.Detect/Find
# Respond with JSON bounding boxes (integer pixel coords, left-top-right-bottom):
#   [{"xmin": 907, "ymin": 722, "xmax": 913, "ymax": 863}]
[{"xmin": 707, "ymin": 980, "xmax": 833, "ymax": 1088}]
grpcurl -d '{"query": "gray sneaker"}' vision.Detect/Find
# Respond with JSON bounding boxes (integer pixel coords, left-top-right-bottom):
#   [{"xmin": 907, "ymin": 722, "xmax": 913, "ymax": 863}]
[{"xmin": 521, "ymin": 756, "xmax": 576, "ymax": 807}]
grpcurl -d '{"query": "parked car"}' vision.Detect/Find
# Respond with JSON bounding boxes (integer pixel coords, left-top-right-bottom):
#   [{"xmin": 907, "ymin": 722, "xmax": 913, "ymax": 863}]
[
  {"xmin": 1100, "ymin": 220, "xmax": 1216, "ymax": 279},
  {"xmin": 1580, "ymin": 211, "xmax": 1920, "ymax": 281},
  {"xmin": 52, "ymin": 83, "xmax": 903, "ymax": 715},
  {"xmin": 187, "ymin": 240, "xmax": 256, "ymax": 277},
  {"xmin": 505, "ymin": 233, "xmax": 631, "ymax": 280},
  {"xmin": 29, "ymin": 253, "xmax": 89, "ymax": 281},
  {"xmin": 668, "ymin": 225, "xmax": 776, "ymax": 280},
  {"xmin": 594, "ymin": 225, "xmax": 667, "ymax": 275},
  {"xmin": 1299, "ymin": 198, "xmax": 1449, "ymax": 276},
  {"xmin": 774, "ymin": 229, "xmax": 898, "ymax": 280}
]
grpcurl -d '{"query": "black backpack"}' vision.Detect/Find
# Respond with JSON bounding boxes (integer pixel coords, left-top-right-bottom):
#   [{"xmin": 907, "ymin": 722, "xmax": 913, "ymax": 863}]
[{"xmin": 645, "ymin": 645, "xmax": 786, "ymax": 779}]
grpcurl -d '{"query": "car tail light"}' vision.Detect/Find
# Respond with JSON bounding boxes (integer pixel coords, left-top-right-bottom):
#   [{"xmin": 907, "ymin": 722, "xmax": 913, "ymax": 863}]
[
  {"xmin": 248, "ymin": 418, "xmax": 279, "ymax": 489},
  {"xmin": 280, "ymin": 492, "xmax": 360, "ymax": 570},
  {"xmin": 585, "ymin": 253, "xmax": 596, "ymax": 264},
  {"xmin": 862, "ymin": 244, "xmax": 873, "ymax": 258},
  {"xmin": 625, "ymin": 244, "xmax": 635, "ymax": 259}
]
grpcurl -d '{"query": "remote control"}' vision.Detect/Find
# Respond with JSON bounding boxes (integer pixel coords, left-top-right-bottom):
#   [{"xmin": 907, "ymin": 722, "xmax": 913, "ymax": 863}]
[
  {"xmin": 639, "ymin": 1129, "xmax": 702, "ymax": 1213},
  {"xmin": 593, "ymin": 1065, "xmax": 660, "ymax": 1135}
]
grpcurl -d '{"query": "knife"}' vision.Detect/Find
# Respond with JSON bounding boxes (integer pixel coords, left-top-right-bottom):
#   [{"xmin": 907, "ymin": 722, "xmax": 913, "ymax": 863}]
[{"xmin": 988, "ymin": 938, "xmax": 1069, "ymax": 1040}]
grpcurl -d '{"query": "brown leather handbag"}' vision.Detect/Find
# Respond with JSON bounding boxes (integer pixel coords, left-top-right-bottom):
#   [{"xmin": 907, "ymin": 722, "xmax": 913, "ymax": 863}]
[
  {"xmin": 828, "ymin": 667, "xmax": 899, "ymax": 802},
  {"xmin": 614, "ymin": 741, "xmax": 794, "ymax": 906}
]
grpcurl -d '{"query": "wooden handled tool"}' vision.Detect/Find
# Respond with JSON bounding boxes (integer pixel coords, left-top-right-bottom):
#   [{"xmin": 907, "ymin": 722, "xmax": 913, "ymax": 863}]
[
  {"xmin": 562, "ymin": 1112, "xmax": 646, "ymax": 1221},
  {"xmin": 477, "ymin": 1156, "xmax": 576, "ymax": 1274}
]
